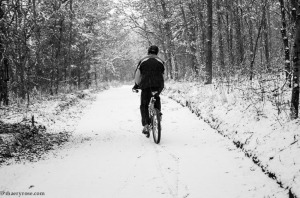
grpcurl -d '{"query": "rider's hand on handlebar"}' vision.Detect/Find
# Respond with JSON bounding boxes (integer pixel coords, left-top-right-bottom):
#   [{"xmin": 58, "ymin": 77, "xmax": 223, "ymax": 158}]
[
  {"xmin": 132, "ymin": 88, "xmax": 138, "ymax": 93},
  {"xmin": 132, "ymin": 84, "xmax": 139, "ymax": 93}
]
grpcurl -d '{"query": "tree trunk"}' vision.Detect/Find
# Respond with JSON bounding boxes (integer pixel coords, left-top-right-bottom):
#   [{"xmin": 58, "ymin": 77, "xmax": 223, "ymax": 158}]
[
  {"xmin": 279, "ymin": 0, "xmax": 291, "ymax": 86},
  {"xmin": 32, "ymin": 0, "xmax": 42, "ymax": 87},
  {"xmin": 290, "ymin": 2, "xmax": 300, "ymax": 119},
  {"xmin": 0, "ymin": 2, "xmax": 9, "ymax": 105},
  {"xmin": 195, "ymin": 0, "xmax": 206, "ymax": 67},
  {"xmin": 68, "ymin": 0, "xmax": 73, "ymax": 90},
  {"xmin": 15, "ymin": 0, "xmax": 26, "ymax": 99},
  {"xmin": 94, "ymin": 66, "xmax": 98, "ymax": 88},
  {"xmin": 248, "ymin": 13, "xmax": 254, "ymax": 80},
  {"xmin": 234, "ymin": 0, "xmax": 244, "ymax": 67},
  {"xmin": 262, "ymin": 0, "xmax": 270, "ymax": 70},
  {"xmin": 50, "ymin": 45, "xmax": 54, "ymax": 95},
  {"xmin": 55, "ymin": 19, "xmax": 64, "ymax": 94},
  {"xmin": 205, "ymin": 0, "xmax": 213, "ymax": 84},
  {"xmin": 78, "ymin": 61, "xmax": 81, "ymax": 89},
  {"xmin": 291, "ymin": 0, "xmax": 297, "ymax": 25},
  {"xmin": 267, "ymin": 0, "xmax": 272, "ymax": 59},
  {"xmin": 216, "ymin": 0, "xmax": 225, "ymax": 78},
  {"xmin": 188, "ymin": 1, "xmax": 199, "ymax": 74},
  {"xmin": 250, "ymin": 16, "xmax": 264, "ymax": 80},
  {"xmin": 1, "ymin": 58, "xmax": 9, "ymax": 105},
  {"xmin": 225, "ymin": 0, "xmax": 234, "ymax": 73}
]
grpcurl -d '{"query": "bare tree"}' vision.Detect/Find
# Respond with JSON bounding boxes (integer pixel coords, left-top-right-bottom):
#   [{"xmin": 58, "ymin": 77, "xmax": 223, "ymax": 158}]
[
  {"xmin": 205, "ymin": 0, "xmax": 213, "ymax": 84},
  {"xmin": 291, "ymin": 1, "xmax": 300, "ymax": 119},
  {"xmin": 279, "ymin": 0, "xmax": 291, "ymax": 86},
  {"xmin": 216, "ymin": 0, "xmax": 225, "ymax": 78},
  {"xmin": 0, "ymin": 1, "xmax": 9, "ymax": 105}
]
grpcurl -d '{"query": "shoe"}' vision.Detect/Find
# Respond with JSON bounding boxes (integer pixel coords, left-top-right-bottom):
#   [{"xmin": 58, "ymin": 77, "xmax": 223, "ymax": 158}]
[{"xmin": 142, "ymin": 125, "xmax": 150, "ymax": 138}]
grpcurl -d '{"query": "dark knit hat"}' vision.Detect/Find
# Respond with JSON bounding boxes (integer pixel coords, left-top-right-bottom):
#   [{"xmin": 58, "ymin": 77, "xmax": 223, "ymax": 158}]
[{"xmin": 148, "ymin": 45, "xmax": 159, "ymax": 55}]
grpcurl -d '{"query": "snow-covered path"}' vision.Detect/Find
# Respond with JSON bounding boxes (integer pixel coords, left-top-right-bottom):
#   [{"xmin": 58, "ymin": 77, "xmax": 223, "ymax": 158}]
[{"xmin": 0, "ymin": 86, "xmax": 288, "ymax": 198}]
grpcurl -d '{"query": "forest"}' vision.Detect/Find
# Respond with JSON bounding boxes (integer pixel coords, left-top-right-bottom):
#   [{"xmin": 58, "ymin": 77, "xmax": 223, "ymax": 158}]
[
  {"xmin": 0, "ymin": 1, "xmax": 300, "ymax": 197},
  {"xmin": 0, "ymin": 0, "xmax": 299, "ymax": 119},
  {"xmin": 0, "ymin": 0, "xmax": 141, "ymax": 104}
]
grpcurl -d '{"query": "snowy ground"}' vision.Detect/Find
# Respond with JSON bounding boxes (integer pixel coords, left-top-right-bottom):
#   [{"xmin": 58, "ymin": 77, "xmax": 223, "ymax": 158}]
[
  {"xmin": 0, "ymin": 86, "xmax": 289, "ymax": 198},
  {"xmin": 163, "ymin": 81, "xmax": 300, "ymax": 197}
]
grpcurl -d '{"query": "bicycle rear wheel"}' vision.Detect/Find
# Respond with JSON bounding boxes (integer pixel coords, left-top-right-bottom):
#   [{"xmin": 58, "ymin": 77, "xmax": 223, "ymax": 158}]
[{"xmin": 151, "ymin": 108, "xmax": 161, "ymax": 144}]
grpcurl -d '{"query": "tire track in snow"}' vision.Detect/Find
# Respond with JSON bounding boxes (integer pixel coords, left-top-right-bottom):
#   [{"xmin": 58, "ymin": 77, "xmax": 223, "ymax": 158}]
[
  {"xmin": 154, "ymin": 144, "xmax": 179, "ymax": 198},
  {"xmin": 154, "ymin": 144, "xmax": 191, "ymax": 198}
]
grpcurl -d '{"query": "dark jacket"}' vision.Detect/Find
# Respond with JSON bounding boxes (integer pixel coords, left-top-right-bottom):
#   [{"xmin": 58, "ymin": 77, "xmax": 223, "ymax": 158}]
[{"xmin": 135, "ymin": 55, "xmax": 165, "ymax": 90}]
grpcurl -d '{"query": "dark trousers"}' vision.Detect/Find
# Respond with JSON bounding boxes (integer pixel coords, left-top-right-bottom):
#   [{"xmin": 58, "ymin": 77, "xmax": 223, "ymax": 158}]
[{"xmin": 140, "ymin": 88, "xmax": 161, "ymax": 126}]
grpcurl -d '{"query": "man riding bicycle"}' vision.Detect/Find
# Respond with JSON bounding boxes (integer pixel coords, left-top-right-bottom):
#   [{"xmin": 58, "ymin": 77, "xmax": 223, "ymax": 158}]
[{"xmin": 132, "ymin": 45, "xmax": 165, "ymax": 137}]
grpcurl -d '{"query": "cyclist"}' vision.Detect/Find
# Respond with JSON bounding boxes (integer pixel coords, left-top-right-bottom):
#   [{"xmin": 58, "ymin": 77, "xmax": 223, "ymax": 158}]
[{"xmin": 132, "ymin": 45, "xmax": 165, "ymax": 137}]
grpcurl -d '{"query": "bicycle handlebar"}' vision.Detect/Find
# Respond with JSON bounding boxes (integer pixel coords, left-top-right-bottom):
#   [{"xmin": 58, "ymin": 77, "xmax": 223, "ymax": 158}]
[{"xmin": 132, "ymin": 89, "xmax": 159, "ymax": 95}]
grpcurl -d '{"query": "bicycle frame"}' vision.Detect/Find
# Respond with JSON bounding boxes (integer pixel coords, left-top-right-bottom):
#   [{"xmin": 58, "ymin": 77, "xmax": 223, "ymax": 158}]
[{"xmin": 148, "ymin": 96, "xmax": 156, "ymax": 117}]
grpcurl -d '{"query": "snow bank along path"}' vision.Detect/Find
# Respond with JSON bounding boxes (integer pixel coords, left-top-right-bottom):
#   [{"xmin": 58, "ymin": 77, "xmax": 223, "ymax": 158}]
[{"xmin": 0, "ymin": 86, "xmax": 288, "ymax": 198}]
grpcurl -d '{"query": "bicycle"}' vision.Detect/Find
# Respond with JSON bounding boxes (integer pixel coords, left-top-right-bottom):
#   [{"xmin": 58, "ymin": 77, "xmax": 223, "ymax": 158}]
[
  {"xmin": 148, "ymin": 91, "xmax": 161, "ymax": 144},
  {"xmin": 133, "ymin": 89, "xmax": 162, "ymax": 144}
]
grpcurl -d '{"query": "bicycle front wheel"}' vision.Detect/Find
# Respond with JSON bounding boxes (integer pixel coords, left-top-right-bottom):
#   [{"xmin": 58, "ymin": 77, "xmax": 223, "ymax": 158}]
[{"xmin": 151, "ymin": 108, "xmax": 161, "ymax": 144}]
